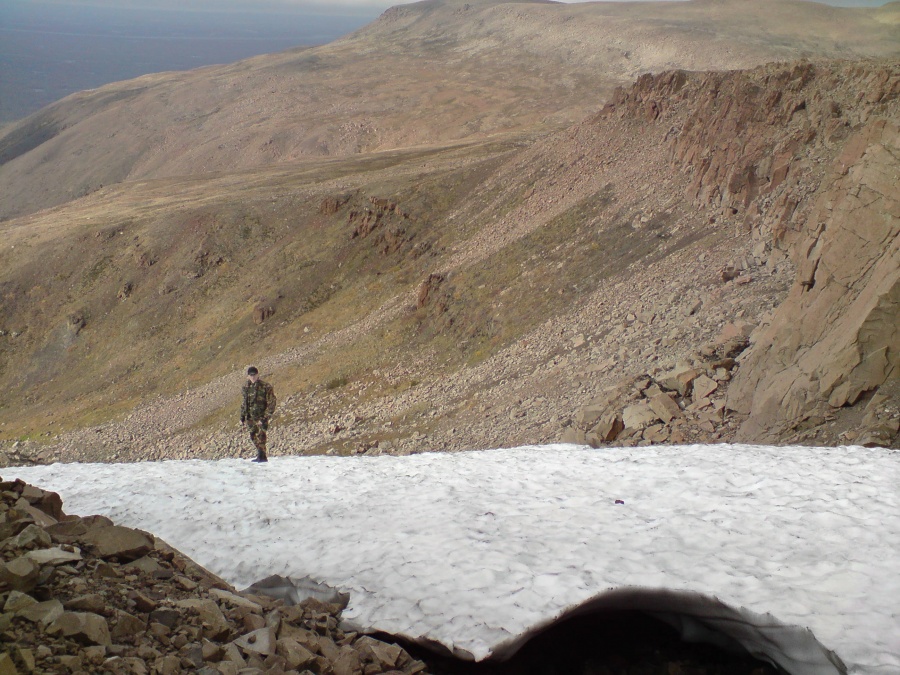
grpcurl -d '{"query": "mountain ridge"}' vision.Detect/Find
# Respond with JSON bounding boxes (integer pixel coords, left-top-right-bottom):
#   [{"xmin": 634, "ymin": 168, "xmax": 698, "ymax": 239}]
[
  {"xmin": 1, "ymin": 55, "xmax": 897, "ymax": 462},
  {"xmin": 1, "ymin": 0, "xmax": 898, "ymax": 221}
]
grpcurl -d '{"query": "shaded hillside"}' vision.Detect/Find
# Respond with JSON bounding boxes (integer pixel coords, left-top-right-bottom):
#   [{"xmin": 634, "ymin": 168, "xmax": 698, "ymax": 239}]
[
  {"xmin": 1, "ymin": 58, "xmax": 897, "ymax": 464},
  {"xmin": 0, "ymin": 138, "xmax": 525, "ymax": 433},
  {"xmin": 1, "ymin": 0, "xmax": 899, "ymax": 220}
]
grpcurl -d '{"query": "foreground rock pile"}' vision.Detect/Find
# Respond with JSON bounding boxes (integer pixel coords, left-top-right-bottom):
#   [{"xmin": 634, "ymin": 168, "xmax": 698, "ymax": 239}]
[
  {"xmin": 0, "ymin": 476, "xmax": 428, "ymax": 675},
  {"xmin": 566, "ymin": 326, "xmax": 751, "ymax": 448}
]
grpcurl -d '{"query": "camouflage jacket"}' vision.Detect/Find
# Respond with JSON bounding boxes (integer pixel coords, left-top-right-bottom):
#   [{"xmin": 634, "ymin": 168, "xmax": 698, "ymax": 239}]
[{"xmin": 241, "ymin": 379, "xmax": 276, "ymax": 421}]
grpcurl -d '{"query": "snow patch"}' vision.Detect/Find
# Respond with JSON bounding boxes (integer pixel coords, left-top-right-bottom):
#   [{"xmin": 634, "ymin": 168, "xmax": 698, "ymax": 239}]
[{"xmin": 6, "ymin": 444, "xmax": 899, "ymax": 674}]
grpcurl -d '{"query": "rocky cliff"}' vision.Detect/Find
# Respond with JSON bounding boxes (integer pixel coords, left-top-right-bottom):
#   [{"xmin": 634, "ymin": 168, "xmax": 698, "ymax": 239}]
[
  {"xmin": 568, "ymin": 60, "xmax": 899, "ymax": 447},
  {"xmin": 728, "ymin": 117, "xmax": 899, "ymax": 443}
]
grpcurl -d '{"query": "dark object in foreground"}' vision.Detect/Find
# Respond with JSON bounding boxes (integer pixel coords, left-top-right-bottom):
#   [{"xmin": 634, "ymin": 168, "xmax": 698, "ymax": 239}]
[{"xmin": 395, "ymin": 611, "xmax": 784, "ymax": 675}]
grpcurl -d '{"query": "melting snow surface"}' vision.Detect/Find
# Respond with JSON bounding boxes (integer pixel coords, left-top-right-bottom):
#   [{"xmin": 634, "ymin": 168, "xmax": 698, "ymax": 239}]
[{"xmin": 6, "ymin": 444, "xmax": 899, "ymax": 674}]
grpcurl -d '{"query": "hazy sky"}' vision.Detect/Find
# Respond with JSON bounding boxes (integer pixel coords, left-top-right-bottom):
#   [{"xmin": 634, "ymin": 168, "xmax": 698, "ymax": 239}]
[{"xmin": 15, "ymin": 0, "xmax": 897, "ymax": 9}]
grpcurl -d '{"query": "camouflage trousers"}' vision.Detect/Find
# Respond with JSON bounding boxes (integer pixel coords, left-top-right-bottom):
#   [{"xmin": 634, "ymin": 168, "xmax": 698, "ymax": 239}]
[{"xmin": 246, "ymin": 418, "xmax": 268, "ymax": 453}]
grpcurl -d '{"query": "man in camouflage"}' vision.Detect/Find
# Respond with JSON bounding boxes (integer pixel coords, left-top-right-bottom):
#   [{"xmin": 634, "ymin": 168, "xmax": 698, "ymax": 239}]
[{"xmin": 240, "ymin": 366, "xmax": 276, "ymax": 463}]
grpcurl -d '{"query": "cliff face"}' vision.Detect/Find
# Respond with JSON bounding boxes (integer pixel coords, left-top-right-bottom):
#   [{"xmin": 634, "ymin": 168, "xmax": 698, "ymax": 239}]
[
  {"xmin": 609, "ymin": 61, "xmax": 899, "ymax": 443},
  {"xmin": 728, "ymin": 116, "xmax": 898, "ymax": 442}
]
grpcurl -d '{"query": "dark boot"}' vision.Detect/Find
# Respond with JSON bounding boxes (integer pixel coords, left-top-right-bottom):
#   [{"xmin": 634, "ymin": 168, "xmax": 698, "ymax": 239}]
[{"xmin": 252, "ymin": 448, "xmax": 268, "ymax": 463}]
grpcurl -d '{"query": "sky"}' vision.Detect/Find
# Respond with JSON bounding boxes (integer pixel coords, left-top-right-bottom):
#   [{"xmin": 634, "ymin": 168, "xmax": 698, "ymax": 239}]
[
  {"xmin": 6, "ymin": 0, "xmax": 895, "ymax": 9},
  {"xmin": 0, "ymin": 0, "xmax": 381, "ymax": 122},
  {"xmin": 6, "ymin": 443, "xmax": 899, "ymax": 674}
]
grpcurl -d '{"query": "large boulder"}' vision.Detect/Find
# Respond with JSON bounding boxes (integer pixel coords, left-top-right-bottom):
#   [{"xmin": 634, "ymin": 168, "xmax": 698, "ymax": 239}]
[
  {"xmin": 0, "ymin": 555, "xmax": 41, "ymax": 593},
  {"xmin": 175, "ymin": 598, "xmax": 231, "ymax": 641},
  {"xmin": 46, "ymin": 611, "xmax": 112, "ymax": 646},
  {"xmin": 80, "ymin": 525, "xmax": 154, "ymax": 562}
]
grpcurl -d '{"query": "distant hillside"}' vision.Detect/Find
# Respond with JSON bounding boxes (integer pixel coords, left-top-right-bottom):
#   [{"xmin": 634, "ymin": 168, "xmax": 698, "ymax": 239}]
[
  {"xmin": 1, "ymin": 58, "xmax": 896, "ymax": 464},
  {"xmin": 0, "ymin": 1, "xmax": 374, "ymax": 124},
  {"xmin": 1, "ymin": 0, "xmax": 898, "ymax": 220}
]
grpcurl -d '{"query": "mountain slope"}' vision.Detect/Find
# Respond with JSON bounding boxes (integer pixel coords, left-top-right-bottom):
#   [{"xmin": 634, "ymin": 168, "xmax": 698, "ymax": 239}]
[
  {"xmin": 1, "ymin": 58, "xmax": 897, "ymax": 462},
  {"xmin": 1, "ymin": 0, "xmax": 898, "ymax": 220}
]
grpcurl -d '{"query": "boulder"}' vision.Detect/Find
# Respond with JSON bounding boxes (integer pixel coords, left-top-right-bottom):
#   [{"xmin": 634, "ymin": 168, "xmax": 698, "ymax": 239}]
[
  {"xmin": 576, "ymin": 405, "xmax": 607, "ymax": 429},
  {"xmin": 81, "ymin": 525, "xmax": 153, "ymax": 562},
  {"xmin": 587, "ymin": 413, "xmax": 624, "ymax": 444},
  {"xmin": 130, "ymin": 590, "xmax": 158, "ymax": 613},
  {"xmin": 253, "ymin": 304, "xmax": 275, "ymax": 325},
  {"xmin": 332, "ymin": 645, "xmax": 363, "ymax": 675},
  {"xmin": 623, "ymin": 402, "xmax": 660, "ymax": 429},
  {"xmin": 277, "ymin": 637, "xmax": 317, "ymax": 669},
  {"xmin": 175, "ymin": 598, "xmax": 230, "ymax": 640},
  {"xmin": 4, "ymin": 590, "xmax": 37, "ymax": 613},
  {"xmin": 648, "ymin": 393, "xmax": 683, "ymax": 423},
  {"xmin": 643, "ymin": 425, "xmax": 671, "ymax": 443},
  {"xmin": 13, "ymin": 501, "xmax": 57, "ymax": 528},
  {"xmin": 210, "ymin": 587, "xmax": 264, "ymax": 612},
  {"xmin": 25, "ymin": 546, "xmax": 82, "ymax": 566},
  {"xmin": 717, "ymin": 321, "xmax": 754, "ymax": 342},
  {"xmin": 8, "ymin": 524, "xmax": 52, "ymax": 550},
  {"xmin": 317, "ymin": 635, "xmax": 342, "ymax": 661},
  {"xmin": 111, "ymin": 610, "xmax": 146, "ymax": 640},
  {"xmin": 561, "ymin": 427, "xmax": 586, "ymax": 445},
  {"xmin": 23, "ymin": 488, "xmax": 64, "ymax": 521},
  {"xmin": 278, "ymin": 622, "xmax": 320, "ymax": 652},
  {"xmin": 80, "ymin": 515, "xmax": 114, "ymax": 529},
  {"xmin": 45, "ymin": 519, "xmax": 89, "ymax": 539},
  {"xmin": 0, "ymin": 555, "xmax": 41, "ymax": 592},
  {"xmin": 148, "ymin": 608, "xmax": 180, "ymax": 629},
  {"xmin": 47, "ymin": 611, "xmax": 112, "ymax": 646},
  {"xmin": 241, "ymin": 611, "xmax": 266, "ymax": 632},
  {"xmin": 125, "ymin": 556, "xmax": 161, "ymax": 574},
  {"xmin": 201, "ymin": 638, "xmax": 224, "ymax": 662},
  {"xmin": 693, "ymin": 375, "xmax": 719, "ymax": 400},
  {"xmin": 18, "ymin": 598, "xmax": 64, "ymax": 626},
  {"xmin": 356, "ymin": 636, "xmax": 403, "ymax": 669},
  {"xmin": 154, "ymin": 655, "xmax": 182, "ymax": 675},
  {"xmin": 233, "ymin": 626, "xmax": 276, "ymax": 657},
  {"xmin": 65, "ymin": 593, "xmax": 106, "ymax": 613},
  {"xmin": 659, "ymin": 365, "xmax": 701, "ymax": 397}
]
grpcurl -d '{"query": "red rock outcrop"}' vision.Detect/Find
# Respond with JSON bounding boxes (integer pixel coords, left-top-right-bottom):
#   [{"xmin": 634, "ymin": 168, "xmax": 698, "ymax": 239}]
[
  {"xmin": 603, "ymin": 60, "xmax": 899, "ymax": 443},
  {"xmin": 727, "ymin": 117, "xmax": 899, "ymax": 441}
]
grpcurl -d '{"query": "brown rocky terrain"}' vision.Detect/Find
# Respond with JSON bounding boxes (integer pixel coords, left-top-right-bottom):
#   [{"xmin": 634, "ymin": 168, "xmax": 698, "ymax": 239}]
[
  {"xmin": 0, "ymin": 2, "xmax": 898, "ymax": 671},
  {"xmin": 1, "ymin": 0, "xmax": 898, "ymax": 221},
  {"xmin": 1, "ymin": 56, "xmax": 896, "ymax": 467}
]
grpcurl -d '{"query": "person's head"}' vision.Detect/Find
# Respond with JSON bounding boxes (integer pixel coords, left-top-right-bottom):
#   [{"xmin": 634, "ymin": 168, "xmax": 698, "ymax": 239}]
[{"xmin": 247, "ymin": 366, "xmax": 259, "ymax": 383}]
